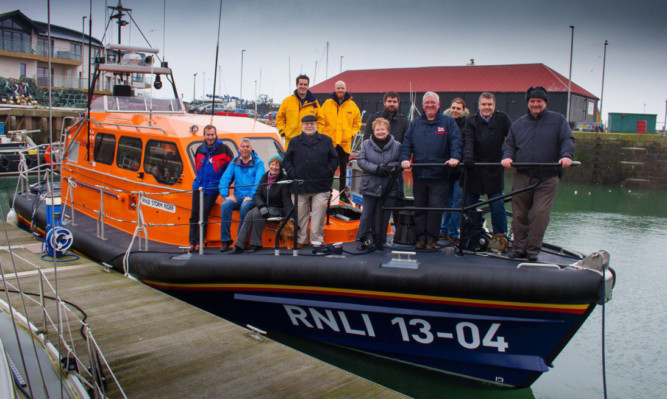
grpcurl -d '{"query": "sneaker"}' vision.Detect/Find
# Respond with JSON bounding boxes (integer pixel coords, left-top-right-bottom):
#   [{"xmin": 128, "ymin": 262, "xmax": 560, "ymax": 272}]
[
  {"xmin": 508, "ymin": 250, "xmax": 527, "ymax": 259},
  {"xmin": 415, "ymin": 239, "xmax": 426, "ymax": 249}
]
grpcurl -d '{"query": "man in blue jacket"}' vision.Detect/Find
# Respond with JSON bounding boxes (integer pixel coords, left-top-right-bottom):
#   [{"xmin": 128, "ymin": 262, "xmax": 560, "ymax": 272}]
[
  {"xmin": 502, "ymin": 86, "xmax": 574, "ymax": 261},
  {"xmin": 189, "ymin": 125, "xmax": 233, "ymax": 252},
  {"xmin": 219, "ymin": 138, "xmax": 265, "ymax": 251},
  {"xmin": 400, "ymin": 92, "xmax": 462, "ymax": 249}
]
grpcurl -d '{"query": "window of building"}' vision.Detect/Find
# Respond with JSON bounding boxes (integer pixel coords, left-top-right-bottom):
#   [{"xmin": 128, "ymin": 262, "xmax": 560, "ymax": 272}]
[
  {"xmin": 20, "ymin": 63, "xmax": 26, "ymax": 78},
  {"xmin": 144, "ymin": 140, "xmax": 183, "ymax": 185},
  {"xmin": 36, "ymin": 67, "xmax": 53, "ymax": 86},
  {"xmin": 70, "ymin": 43, "xmax": 82, "ymax": 61},
  {"xmin": 37, "ymin": 37, "xmax": 54, "ymax": 57},
  {"xmin": 116, "ymin": 136, "xmax": 142, "ymax": 171},
  {"xmin": 93, "ymin": 133, "xmax": 116, "ymax": 165},
  {"xmin": 0, "ymin": 26, "xmax": 30, "ymax": 53}
]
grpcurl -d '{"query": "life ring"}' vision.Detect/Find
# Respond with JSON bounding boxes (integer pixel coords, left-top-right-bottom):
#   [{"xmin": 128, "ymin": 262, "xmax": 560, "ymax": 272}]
[
  {"xmin": 45, "ymin": 145, "xmax": 52, "ymax": 164},
  {"xmin": 0, "ymin": 155, "xmax": 9, "ymax": 170}
]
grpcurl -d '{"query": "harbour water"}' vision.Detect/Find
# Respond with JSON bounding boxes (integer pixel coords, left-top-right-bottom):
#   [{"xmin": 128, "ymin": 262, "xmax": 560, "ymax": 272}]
[{"xmin": 1, "ymin": 177, "xmax": 664, "ymax": 398}]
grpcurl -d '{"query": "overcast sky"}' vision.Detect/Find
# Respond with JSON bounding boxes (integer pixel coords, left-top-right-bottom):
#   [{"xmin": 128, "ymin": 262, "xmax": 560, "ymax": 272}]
[{"xmin": 16, "ymin": 0, "xmax": 667, "ymax": 128}]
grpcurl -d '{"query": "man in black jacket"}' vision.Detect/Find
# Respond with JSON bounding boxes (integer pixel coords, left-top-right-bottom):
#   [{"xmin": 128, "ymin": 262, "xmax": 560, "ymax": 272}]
[
  {"xmin": 284, "ymin": 115, "xmax": 338, "ymax": 247},
  {"xmin": 363, "ymin": 91, "xmax": 409, "ymax": 143},
  {"xmin": 502, "ymin": 87, "xmax": 574, "ymax": 261},
  {"xmin": 462, "ymin": 92, "xmax": 512, "ymax": 238}
]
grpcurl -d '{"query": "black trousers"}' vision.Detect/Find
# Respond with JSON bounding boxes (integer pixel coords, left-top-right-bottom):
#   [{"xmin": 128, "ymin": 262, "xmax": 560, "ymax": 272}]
[
  {"xmin": 336, "ymin": 145, "xmax": 350, "ymax": 191},
  {"xmin": 357, "ymin": 195, "xmax": 397, "ymax": 248},
  {"xmin": 413, "ymin": 178, "xmax": 449, "ymax": 242}
]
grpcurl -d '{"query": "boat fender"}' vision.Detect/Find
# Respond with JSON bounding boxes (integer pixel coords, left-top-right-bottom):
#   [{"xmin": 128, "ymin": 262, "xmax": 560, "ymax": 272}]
[{"xmin": 6, "ymin": 208, "xmax": 18, "ymax": 226}]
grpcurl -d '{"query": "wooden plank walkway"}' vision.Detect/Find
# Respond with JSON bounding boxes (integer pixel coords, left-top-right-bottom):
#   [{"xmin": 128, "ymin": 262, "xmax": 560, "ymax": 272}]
[{"xmin": 0, "ymin": 223, "xmax": 405, "ymax": 398}]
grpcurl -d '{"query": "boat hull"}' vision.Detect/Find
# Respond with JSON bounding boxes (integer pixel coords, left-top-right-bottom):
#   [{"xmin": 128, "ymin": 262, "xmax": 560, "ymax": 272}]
[{"xmin": 11, "ymin": 189, "xmax": 609, "ymax": 388}]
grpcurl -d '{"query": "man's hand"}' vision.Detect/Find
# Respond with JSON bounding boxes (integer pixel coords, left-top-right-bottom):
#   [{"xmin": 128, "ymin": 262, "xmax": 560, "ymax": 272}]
[
  {"xmin": 445, "ymin": 158, "xmax": 459, "ymax": 167},
  {"xmin": 226, "ymin": 195, "xmax": 237, "ymax": 203},
  {"xmin": 501, "ymin": 158, "xmax": 513, "ymax": 168},
  {"xmin": 559, "ymin": 158, "xmax": 573, "ymax": 168},
  {"xmin": 401, "ymin": 160, "xmax": 411, "ymax": 169},
  {"xmin": 243, "ymin": 197, "xmax": 252, "ymax": 203}
]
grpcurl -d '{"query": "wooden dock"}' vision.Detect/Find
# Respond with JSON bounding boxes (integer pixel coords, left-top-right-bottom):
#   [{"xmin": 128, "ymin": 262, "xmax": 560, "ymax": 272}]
[{"xmin": 0, "ymin": 223, "xmax": 405, "ymax": 398}]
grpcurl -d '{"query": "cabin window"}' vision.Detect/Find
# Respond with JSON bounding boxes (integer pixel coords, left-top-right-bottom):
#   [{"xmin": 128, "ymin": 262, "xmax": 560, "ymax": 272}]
[
  {"xmin": 246, "ymin": 138, "xmax": 284, "ymax": 164},
  {"xmin": 144, "ymin": 140, "xmax": 183, "ymax": 185},
  {"xmin": 93, "ymin": 133, "xmax": 116, "ymax": 165},
  {"xmin": 117, "ymin": 136, "xmax": 142, "ymax": 171}
]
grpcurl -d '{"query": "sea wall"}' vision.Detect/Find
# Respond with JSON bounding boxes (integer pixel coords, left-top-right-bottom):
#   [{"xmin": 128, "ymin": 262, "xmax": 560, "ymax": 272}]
[
  {"xmin": 0, "ymin": 107, "xmax": 80, "ymax": 143},
  {"xmin": 564, "ymin": 132, "xmax": 667, "ymax": 189}
]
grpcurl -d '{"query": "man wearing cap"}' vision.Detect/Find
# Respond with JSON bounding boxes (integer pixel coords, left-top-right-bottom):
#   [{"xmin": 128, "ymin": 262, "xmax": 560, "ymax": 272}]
[
  {"xmin": 321, "ymin": 80, "xmax": 361, "ymax": 203},
  {"xmin": 218, "ymin": 138, "xmax": 265, "ymax": 252},
  {"xmin": 283, "ymin": 114, "xmax": 338, "ymax": 247},
  {"xmin": 276, "ymin": 74, "xmax": 325, "ymax": 148},
  {"xmin": 502, "ymin": 86, "xmax": 575, "ymax": 261}
]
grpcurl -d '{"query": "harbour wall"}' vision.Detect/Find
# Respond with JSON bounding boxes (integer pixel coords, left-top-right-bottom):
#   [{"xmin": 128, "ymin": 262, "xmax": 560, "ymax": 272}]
[
  {"xmin": 2, "ymin": 109, "xmax": 666, "ymax": 189},
  {"xmin": 563, "ymin": 132, "xmax": 667, "ymax": 189}
]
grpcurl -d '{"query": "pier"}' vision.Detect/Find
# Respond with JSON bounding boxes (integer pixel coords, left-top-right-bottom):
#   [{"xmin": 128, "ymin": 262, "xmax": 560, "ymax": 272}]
[{"xmin": 0, "ymin": 223, "xmax": 405, "ymax": 398}]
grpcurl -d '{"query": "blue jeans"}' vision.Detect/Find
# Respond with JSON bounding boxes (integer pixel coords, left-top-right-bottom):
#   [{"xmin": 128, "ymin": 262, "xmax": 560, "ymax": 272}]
[
  {"xmin": 440, "ymin": 178, "xmax": 463, "ymax": 238},
  {"xmin": 220, "ymin": 198, "xmax": 256, "ymax": 242},
  {"xmin": 465, "ymin": 191, "xmax": 507, "ymax": 235}
]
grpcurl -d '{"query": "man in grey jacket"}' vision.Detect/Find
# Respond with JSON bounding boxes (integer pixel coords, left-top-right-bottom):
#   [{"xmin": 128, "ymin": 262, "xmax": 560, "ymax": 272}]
[{"xmin": 501, "ymin": 86, "xmax": 574, "ymax": 261}]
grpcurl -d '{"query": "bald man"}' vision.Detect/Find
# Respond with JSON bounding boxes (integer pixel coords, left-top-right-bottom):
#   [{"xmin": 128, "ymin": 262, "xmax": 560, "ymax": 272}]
[{"xmin": 321, "ymin": 80, "xmax": 361, "ymax": 203}]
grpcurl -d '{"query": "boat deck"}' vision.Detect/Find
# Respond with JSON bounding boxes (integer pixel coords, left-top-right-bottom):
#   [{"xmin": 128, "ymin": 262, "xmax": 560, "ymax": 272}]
[{"xmin": 0, "ymin": 223, "xmax": 405, "ymax": 398}]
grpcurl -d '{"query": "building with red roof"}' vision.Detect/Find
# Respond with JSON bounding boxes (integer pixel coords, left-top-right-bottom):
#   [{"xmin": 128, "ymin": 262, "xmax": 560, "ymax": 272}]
[{"xmin": 310, "ymin": 63, "xmax": 598, "ymax": 124}]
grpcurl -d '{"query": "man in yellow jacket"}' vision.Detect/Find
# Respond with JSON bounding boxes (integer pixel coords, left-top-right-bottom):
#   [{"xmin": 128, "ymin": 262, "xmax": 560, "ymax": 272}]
[
  {"xmin": 321, "ymin": 80, "xmax": 361, "ymax": 203},
  {"xmin": 276, "ymin": 74, "xmax": 324, "ymax": 148}
]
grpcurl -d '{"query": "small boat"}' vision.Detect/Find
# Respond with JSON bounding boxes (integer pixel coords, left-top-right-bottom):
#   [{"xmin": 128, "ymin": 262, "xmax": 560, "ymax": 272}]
[
  {"xmin": 8, "ymin": 1, "xmax": 616, "ymax": 389},
  {"xmin": 0, "ymin": 129, "xmax": 45, "ymax": 175}
]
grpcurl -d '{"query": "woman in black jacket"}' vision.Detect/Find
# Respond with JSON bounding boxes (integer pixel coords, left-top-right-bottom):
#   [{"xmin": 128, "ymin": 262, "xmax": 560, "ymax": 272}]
[{"xmin": 230, "ymin": 155, "xmax": 293, "ymax": 254}]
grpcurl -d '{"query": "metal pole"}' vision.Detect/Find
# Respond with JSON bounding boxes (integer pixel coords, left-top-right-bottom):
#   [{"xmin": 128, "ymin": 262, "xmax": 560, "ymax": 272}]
[
  {"xmin": 202, "ymin": 71, "xmax": 205, "ymax": 99},
  {"xmin": 288, "ymin": 56, "xmax": 291, "ymax": 93},
  {"xmin": 240, "ymin": 49, "xmax": 246, "ymax": 100},
  {"xmin": 193, "ymin": 72, "xmax": 197, "ymax": 102},
  {"xmin": 664, "ymin": 100, "xmax": 666, "ymax": 132},
  {"xmin": 198, "ymin": 187, "xmax": 204, "ymax": 255},
  {"xmin": 566, "ymin": 25, "xmax": 574, "ymax": 122},
  {"xmin": 340, "ymin": 56, "xmax": 343, "ymax": 74},
  {"xmin": 81, "ymin": 16, "xmax": 86, "ymax": 88},
  {"xmin": 325, "ymin": 41, "xmax": 329, "ymax": 79},
  {"xmin": 599, "ymin": 40, "xmax": 608, "ymax": 127}
]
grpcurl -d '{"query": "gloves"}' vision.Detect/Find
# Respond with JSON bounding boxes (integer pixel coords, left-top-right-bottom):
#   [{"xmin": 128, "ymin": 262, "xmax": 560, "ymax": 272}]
[
  {"xmin": 464, "ymin": 159, "xmax": 475, "ymax": 170},
  {"xmin": 376, "ymin": 166, "xmax": 389, "ymax": 177},
  {"xmin": 259, "ymin": 207, "xmax": 269, "ymax": 217}
]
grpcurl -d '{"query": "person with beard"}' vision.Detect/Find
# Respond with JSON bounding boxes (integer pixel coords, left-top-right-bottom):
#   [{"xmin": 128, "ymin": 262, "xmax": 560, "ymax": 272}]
[
  {"xmin": 276, "ymin": 74, "xmax": 324, "ymax": 148},
  {"xmin": 188, "ymin": 125, "xmax": 233, "ymax": 252},
  {"xmin": 400, "ymin": 92, "xmax": 462, "ymax": 249},
  {"xmin": 440, "ymin": 97, "xmax": 468, "ymax": 241},
  {"xmin": 502, "ymin": 86, "xmax": 574, "ymax": 261},
  {"xmin": 462, "ymin": 92, "xmax": 512, "ymax": 240},
  {"xmin": 283, "ymin": 115, "xmax": 338, "ymax": 248},
  {"xmin": 356, "ymin": 118, "xmax": 401, "ymax": 250},
  {"xmin": 321, "ymin": 80, "xmax": 361, "ymax": 203},
  {"xmin": 363, "ymin": 91, "xmax": 409, "ymax": 143}
]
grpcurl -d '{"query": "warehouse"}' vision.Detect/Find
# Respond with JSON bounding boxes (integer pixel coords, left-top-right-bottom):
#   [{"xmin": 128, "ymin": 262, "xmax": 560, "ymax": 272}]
[{"xmin": 310, "ymin": 63, "xmax": 598, "ymax": 124}]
